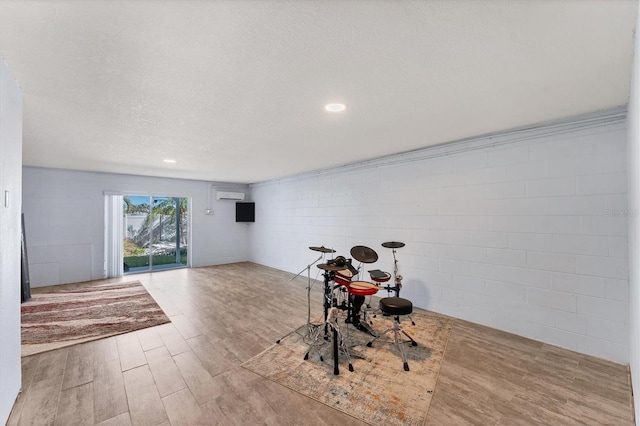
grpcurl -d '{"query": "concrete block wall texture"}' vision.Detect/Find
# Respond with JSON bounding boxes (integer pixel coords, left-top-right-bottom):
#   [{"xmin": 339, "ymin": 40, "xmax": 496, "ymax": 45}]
[
  {"xmin": 21, "ymin": 167, "xmax": 250, "ymax": 287},
  {"xmin": 250, "ymin": 114, "xmax": 630, "ymax": 363}
]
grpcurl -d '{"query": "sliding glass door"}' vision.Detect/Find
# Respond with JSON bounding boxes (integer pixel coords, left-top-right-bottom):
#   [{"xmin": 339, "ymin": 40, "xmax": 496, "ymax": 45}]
[{"xmin": 123, "ymin": 195, "xmax": 188, "ymax": 273}]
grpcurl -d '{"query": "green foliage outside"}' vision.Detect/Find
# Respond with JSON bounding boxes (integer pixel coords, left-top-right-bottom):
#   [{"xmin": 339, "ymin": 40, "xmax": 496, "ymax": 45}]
[
  {"xmin": 123, "ymin": 196, "xmax": 188, "ymax": 249},
  {"xmin": 122, "ymin": 196, "xmax": 189, "ymax": 271},
  {"xmin": 124, "ymin": 254, "xmax": 187, "ymax": 268}
]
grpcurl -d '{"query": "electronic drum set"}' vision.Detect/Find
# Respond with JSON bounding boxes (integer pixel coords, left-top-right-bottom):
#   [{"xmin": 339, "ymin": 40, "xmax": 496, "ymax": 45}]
[{"xmin": 287, "ymin": 241, "xmax": 416, "ymax": 375}]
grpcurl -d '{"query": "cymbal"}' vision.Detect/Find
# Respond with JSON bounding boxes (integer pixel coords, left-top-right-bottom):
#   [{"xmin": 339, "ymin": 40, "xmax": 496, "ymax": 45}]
[
  {"xmin": 309, "ymin": 246, "xmax": 336, "ymax": 253},
  {"xmin": 381, "ymin": 241, "xmax": 405, "ymax": 249},
  {"xmin": 350, "ymin": 245, "xmax": 378, "ymax": 263},
  {"xmin": 317, "ymin": 263, "xmax": 347, "ymax": 271}
]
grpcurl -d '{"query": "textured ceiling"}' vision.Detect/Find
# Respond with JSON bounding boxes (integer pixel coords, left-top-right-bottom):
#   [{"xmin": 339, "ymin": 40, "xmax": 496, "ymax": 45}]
[{"xmin": 0, "ymin": 1, "xmax": 637, "ymax": 184}]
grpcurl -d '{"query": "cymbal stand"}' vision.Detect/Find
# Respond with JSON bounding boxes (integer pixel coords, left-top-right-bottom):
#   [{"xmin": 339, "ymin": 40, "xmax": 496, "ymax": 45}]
[
  {"xmin": 392, "ymin": 247, "xmax": 402, "ymax": 297},
  {"xmin": 276, "ymin": 253, "xmax": 323, "ymax": 344},
  {"xmin": 391, "ymin": 248, "xmax": 415, "ymax": 326}
]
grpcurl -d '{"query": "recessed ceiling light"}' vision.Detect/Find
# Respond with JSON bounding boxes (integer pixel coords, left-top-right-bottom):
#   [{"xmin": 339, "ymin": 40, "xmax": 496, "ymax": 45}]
[
  {"xmin": 325, "ymin": 103, "xmax": 346, "ymax": 112},
  {"xmin": 163, "ymin": 159, "xmax": 176, "ymax": 163}
]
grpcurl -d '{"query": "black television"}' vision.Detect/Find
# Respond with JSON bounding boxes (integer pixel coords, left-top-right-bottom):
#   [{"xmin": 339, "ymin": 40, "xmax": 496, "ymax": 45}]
[{"xmin": 236, "ymin": 202, "xmax": 255, "ymax": 222}]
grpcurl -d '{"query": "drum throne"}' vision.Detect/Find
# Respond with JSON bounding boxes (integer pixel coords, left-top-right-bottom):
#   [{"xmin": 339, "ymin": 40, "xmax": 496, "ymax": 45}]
[{"xmin": 367, "ymin": 296, "xmax": 418, "ymax": 371}]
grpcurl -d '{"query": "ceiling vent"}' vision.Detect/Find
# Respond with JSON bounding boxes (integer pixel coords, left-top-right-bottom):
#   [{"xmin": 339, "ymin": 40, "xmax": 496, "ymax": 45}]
[{"xmin": 216, "ymin": 190, "xmax": 245, "ymax": 201}]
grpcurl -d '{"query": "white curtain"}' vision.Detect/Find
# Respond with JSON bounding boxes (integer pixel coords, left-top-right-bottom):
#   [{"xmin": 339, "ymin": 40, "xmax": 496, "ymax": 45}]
[{"xmin": 104, "ymin": 194, "xmax": 123, "ymax": 278}]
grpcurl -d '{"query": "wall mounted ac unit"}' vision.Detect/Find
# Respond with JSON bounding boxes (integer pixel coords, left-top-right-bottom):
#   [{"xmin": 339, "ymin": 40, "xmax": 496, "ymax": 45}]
[{"xmin": 216, "ymin": 191, "xmax": 245, "ymax": 201}]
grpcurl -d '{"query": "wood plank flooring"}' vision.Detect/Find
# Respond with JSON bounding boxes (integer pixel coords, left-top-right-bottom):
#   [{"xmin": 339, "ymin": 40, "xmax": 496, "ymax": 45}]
[{"xmin": 8, "ymin": 262, "xmax": 634, "ymax": 425}]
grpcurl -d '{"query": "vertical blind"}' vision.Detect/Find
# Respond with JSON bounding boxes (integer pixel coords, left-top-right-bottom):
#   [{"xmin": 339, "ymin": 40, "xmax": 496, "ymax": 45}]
[{"xmin": 104, "ymin": 194, "xmax": 123, "ymax": 278}]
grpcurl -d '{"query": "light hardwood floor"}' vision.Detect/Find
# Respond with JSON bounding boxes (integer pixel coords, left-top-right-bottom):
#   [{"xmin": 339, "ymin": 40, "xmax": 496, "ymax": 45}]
[{"xmin": 8, "ymin": 262, "xmax": 634, "ymax": 425}]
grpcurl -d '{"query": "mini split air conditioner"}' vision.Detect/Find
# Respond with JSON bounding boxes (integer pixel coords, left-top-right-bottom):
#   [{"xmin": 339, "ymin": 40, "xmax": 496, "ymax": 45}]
[{"xmin": 216, "ymin": 191, "xmax": 245, "ymax": 201}]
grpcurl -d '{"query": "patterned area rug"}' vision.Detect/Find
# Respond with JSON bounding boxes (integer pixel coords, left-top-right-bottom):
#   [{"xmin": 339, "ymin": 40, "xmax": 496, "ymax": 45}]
[
  {"xmin": 242, "ymin": 309, "xmax": 453, "ymax": 426},
  {"xmin": 21, "ymin": 281, "xmax": 170, "ymax": 357}
]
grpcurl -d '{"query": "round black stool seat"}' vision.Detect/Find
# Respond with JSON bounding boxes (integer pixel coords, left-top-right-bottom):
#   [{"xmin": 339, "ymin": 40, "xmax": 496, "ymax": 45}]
[{"xmin": 379, "ymin": 297, "xmax": 413, "ymax": 316}]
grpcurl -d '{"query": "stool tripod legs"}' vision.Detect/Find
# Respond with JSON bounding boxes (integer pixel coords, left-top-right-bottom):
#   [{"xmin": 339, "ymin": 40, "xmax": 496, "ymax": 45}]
[{"xmin": 366, "ymin": 315, "xmax": 417, "ymax": 371}]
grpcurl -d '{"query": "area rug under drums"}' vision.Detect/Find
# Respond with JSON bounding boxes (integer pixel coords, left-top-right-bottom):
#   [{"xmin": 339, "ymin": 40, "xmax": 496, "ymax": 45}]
[
  {"xmin": 242, "ymin": 309, "xmax": 453, "ymax": 426},
  {"xmin": 21, "ymin": 281, "xmax": 170, "ymax": 357}
]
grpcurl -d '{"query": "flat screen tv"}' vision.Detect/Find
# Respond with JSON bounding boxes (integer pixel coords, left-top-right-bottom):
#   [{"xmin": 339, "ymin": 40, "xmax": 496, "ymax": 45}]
[{"xmin": 236, "ymin": 202, "xmax": 255, "ymax": 223}]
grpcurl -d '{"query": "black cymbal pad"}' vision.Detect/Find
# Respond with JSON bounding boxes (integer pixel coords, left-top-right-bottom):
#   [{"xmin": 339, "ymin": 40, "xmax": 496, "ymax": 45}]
[
  {"xmin": 381, "ymin": 241, "xmax": 405, "ymax": 249},
  {"xmin": 350, "ymin": 245, "xmax": 378, "ymax": 263},
  {"xmin": 309, "ymin": 246, "xmax": 336, "ymax": 253}
]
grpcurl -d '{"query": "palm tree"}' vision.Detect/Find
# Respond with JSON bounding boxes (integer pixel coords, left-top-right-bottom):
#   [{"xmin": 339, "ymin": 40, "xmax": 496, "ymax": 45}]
[
  {"xmin": 152, "ymin": 197, "xmax": 188, "ymax": 246},
  {"xmin": 123, "ymin": 196, "xmax": 133, "ymax": 214},
  {"xmin": 124, "ymin": 196, "xmax": 188, "ymax": 266}
]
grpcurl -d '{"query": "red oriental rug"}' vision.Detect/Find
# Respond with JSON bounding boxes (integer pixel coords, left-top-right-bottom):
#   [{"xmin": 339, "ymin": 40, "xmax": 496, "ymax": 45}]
[{"xmin": 21, "ymin": 281, "xmax": 170, "ymax": 357}]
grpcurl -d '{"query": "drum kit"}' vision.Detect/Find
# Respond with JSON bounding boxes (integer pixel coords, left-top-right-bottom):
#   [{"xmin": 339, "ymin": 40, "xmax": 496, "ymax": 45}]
[{"xmin": 287, "ymin": 241, "xmax": 408, "ymax": 375}]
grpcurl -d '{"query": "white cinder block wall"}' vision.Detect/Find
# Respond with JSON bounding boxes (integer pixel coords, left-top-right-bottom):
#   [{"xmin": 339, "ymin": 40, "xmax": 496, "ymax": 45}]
[
  {"xmin": 0, "ymin": 56, "xmax": 23, "ymax": 425},
  {"xmin": 250, "ymin": 113, "xmax": 630, "ymax": 364},
  {"xmin": 627, "ymin": 6, "xmax": 640, "ymax": 424},
  {"xmin": 22, "ymin": 167, "xmax": 251, "ymax": 287}
]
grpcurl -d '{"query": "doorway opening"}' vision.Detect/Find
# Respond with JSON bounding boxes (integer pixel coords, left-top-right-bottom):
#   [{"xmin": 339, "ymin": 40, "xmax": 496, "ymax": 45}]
[{"xmin": 123, "ymin": 195, "xmax": 189, "ymax": 274}]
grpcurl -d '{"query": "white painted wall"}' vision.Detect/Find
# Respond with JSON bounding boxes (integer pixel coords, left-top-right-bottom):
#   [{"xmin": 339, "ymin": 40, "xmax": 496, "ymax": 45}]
[
  {"xmin": 22, "ymin": 167, "xmax": 250, "ymax": 287},
  {"xmin": 627, "ymin": 6, "xmax": 640, "ymax": 425},
  {"xmin": 250, "ymin": 113, "xmax": 630, "ymax": 363},
  {"xmin": 0, "ymin": 56, "xmax": 23, "ymax": 425}
]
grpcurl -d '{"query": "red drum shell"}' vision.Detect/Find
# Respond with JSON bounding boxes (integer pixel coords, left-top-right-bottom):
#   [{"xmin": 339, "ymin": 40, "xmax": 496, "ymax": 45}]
[
  {"xmin": 335, "ymin": 269, "xmax": 353, "ymax": 286},
  {"xmin": 348, "ymin": 281, "xmax": 379, "ymax": 296}
]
